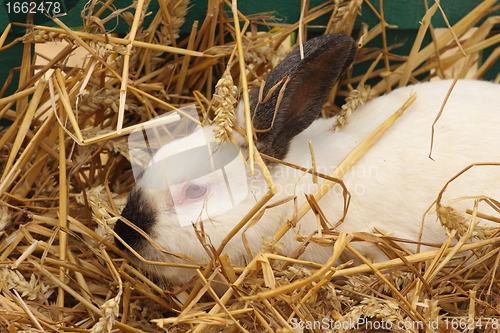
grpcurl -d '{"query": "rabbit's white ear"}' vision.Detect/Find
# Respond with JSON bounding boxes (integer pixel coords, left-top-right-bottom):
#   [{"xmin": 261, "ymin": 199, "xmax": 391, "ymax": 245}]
[{"xmin": 248, "ymin": 33, "xmax": 357, "ymax": 160}]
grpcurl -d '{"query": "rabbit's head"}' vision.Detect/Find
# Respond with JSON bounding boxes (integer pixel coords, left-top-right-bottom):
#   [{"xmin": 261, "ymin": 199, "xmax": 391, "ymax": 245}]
[{"xmin": 113, "ymin": 33, "xmax": 357, "ymax": 285}]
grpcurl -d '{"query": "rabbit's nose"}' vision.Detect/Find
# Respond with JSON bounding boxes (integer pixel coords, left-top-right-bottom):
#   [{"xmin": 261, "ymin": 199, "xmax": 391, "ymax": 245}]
[{"xmin": 114, "ymin": 188, "xmax": 156, "ymax": 250}]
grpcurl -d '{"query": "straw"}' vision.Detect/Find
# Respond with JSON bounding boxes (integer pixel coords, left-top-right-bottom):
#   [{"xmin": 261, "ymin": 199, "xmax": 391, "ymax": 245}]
[{"xmin": 0, "ymin": 0, "xmax": 499, "ymax": 331}]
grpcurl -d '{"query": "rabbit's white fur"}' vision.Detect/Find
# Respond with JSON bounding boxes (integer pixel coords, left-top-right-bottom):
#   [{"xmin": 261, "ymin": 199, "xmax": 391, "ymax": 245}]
[{"xmin": 129, "ymin": 79, "xmax": 500, "ymax": 286}]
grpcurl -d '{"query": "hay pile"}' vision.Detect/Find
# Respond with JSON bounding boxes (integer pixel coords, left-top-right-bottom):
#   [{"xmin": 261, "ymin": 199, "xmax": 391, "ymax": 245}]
[{"xmin": 0, "ymin": 0, "xmax": 500, "ymax": 332}]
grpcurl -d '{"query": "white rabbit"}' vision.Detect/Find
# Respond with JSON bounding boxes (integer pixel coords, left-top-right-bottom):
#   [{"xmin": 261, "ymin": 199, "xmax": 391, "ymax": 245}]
[{"xmin": 114, "ymin": 33, "xmax": 500, "ymax": 289}]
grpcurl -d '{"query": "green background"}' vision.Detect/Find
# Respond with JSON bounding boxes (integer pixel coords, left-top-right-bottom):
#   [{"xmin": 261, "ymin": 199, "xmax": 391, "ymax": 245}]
[{"xmin": 1, "ymin": 0, "xmax": 499, "ymax": 98}]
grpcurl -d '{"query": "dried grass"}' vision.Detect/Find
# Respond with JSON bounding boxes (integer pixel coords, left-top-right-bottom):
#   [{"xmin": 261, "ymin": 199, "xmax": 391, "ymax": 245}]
[{"xmin": 1, "ymin": 0, "xmax": 500, "ymax": 332}]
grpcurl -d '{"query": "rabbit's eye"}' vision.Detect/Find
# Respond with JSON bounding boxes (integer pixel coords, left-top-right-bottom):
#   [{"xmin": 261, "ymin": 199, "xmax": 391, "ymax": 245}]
[{"xmin": 185, "ymin": 184, "xmax": 207, "ymax": 199}]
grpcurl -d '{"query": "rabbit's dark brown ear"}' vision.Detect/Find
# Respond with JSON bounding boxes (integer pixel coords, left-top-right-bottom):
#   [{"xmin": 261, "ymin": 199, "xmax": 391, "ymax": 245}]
[{"xmin": 249, "ymin": 33, "xmax": 357, "ymax": 160}]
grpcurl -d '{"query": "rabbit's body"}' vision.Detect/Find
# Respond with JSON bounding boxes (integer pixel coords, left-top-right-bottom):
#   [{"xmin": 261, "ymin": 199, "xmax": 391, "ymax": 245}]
[
  {"xmin": 114, "ymin": 33, "xmax": 500, "ymax": 289},
  {"xmin": 286, "ymin": 79, "xmax": 500, "ymax": 263}
]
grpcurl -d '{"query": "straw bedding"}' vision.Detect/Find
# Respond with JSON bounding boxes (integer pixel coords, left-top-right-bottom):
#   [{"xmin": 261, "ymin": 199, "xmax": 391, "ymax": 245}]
[{"xmin": 0, "ymin": 0, "xmax": 500, "ymax": 332}]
